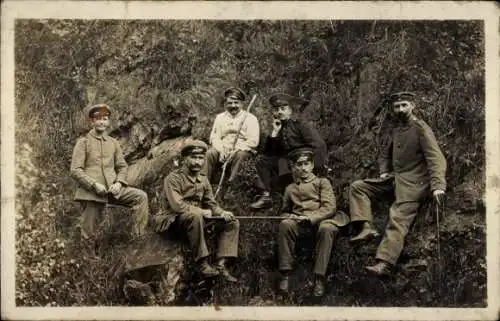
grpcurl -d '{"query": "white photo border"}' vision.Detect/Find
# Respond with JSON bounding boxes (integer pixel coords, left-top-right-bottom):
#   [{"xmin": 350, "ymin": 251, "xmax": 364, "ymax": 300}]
[{"xmin": 2, "ymin": 1, "xmax": 499, "ymax": 320}]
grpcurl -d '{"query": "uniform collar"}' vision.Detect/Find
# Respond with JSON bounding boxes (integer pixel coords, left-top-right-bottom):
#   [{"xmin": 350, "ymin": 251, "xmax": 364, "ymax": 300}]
[
  {"xmin": 294, "ymin": 174, "xmax": 316, "ymax": 184},
  {"xmin": 89, "ymin": 128, "xmax": 109, "ymax": 141}
]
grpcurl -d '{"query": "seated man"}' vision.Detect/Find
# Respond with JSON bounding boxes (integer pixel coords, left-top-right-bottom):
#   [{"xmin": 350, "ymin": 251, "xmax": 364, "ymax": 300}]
[
  {"xmin": 251, "ymin": 93, "xmax": 327, "ymax": 209},
  {"xmin": 205, "ymin": 87, "xmax": 260, "ymax": 183},
  {"xmin": 156, "ymin": 139, "xmax": 239, "ymax": 281},
  {"xmin": 70, "ymin": 104, "xmax": 149, "ymax": 252},
  {"xmin": 277, "ymin": 147, "xmax": 349, "ymax": 297},
  {"xmin": 349, "ymin": 92, "xmax": 446, "ymax": 276}
]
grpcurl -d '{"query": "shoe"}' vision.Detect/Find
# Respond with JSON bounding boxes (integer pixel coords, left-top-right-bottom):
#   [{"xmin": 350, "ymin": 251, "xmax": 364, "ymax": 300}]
[
  {"xmin": 198, "ymin": 262, "xmax": 220, "ymax": 279},
  {"xmin": 250, "ymin": 194, "xmax": 273, "ymax": 209},
  {"xmin": 365, "ymin": 261, "xmax": 392, "ymax": 277},
  {"xmin": 350, "ymin": 223, "xmax": 379, "ymax": 243},
  {"xmin": 313, "ymin": 278, "xmax": 325, "ymax": 297},
  {"xmin": 216, "ymin": 264, "xmax": 238, "ymax": 282},
  {"xmin": 278, "ymin": 275, "xmax": 289, "ymax": 293}
]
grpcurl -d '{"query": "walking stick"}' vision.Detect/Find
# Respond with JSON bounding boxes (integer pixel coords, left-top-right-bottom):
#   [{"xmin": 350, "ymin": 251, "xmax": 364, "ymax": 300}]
[
  {"xmin": 434, "ymin": 197, "xmax": 444, "ymax": 295},
  {"xmin": 208, "ymin": 216, "xmax": 302, "ymax": 221},
  {"xmin": 214, "ymin": 94, "xmax": 258, "ymax": 198}
]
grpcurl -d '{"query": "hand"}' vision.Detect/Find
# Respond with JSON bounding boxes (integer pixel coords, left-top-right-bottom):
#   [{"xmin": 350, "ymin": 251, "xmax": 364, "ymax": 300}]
[
  {"xmin": 220, "ymin": 210, "xmax": 235, "ymax": 222},
  {"xmin": 433, "ymin": 189, "xmax": 445, "ymax": 205},
  {"xmin": 201, "ymin": 209, "xmax": 213, "ymax": 219},
  {"xmin": 380, "ymin": 173, "xmax": 392, "ymax": 180},
  {"xmin": 271, "ymin": 119, "xmax": 282, "ymax": 137},
  {"xmin": 94, "ymin": 182, "xmax": 108, "ymax": 196},
  {"xmin": 297, "ymin": 216, "xmax": 312, "ymax": 225},
  {"xmin": 219, "ymin": 148, "xmax": 234, "ymax": 162},
  {"xmin": 108, "ymin": 182, "xmax": 123, "ymax": 196}
]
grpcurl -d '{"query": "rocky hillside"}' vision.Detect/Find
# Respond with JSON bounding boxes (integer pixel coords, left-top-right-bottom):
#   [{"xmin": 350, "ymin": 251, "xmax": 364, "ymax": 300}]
[{"xmin": 15, "ymin": 20, "xmax": 486, "ymax": 306}]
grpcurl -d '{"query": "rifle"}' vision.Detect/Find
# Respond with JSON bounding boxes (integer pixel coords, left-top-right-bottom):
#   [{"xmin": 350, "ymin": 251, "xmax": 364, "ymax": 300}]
[{"xmin": 214, "ymin": 94, "xmax": 258, "ymax": 197}]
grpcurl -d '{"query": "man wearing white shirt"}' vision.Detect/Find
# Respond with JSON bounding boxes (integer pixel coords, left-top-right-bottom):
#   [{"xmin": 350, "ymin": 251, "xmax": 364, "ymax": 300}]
[{"xmin": 205, "ymin": 87, "xmax": 260, "ymax": 183}]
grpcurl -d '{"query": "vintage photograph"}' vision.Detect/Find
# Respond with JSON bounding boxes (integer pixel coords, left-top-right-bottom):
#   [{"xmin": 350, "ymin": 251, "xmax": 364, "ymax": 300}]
[{"xmin": 2, "ymin": 1, "xmax": 499, "ymax": 320}]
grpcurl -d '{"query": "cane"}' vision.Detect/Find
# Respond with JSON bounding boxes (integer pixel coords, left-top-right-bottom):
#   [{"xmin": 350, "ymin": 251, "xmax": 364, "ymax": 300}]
[
  {"xmin": 214, "ymin": 94, "xmax": 258, "ymax": 198},
  {"xmin": 434, "ymin": 195, "xmax": 444, "ymax": 295}
]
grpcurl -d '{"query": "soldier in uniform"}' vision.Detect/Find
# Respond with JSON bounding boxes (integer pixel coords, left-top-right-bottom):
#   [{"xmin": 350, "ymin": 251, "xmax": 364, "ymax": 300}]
[
  {"xmin": 277, "ymin": 147, "xmax": 349, "ymax": 296},
  {"xmin": 348, "ymin": 92, "xmax": 446, "ymax": 276},
  {"xmin": 250, "ymin": 93, "xmax": 328, "ymax": 209},
  {"xmin": 70, "ymin": 104, "xmax": 149, "ymax": 247},
  {"xmin": 205, "ymin": 87, "xmax": 260, "ymax": 183},
  {"xmin": 156, "ymin": 140, "xmax": 239, "ymax": 281}
]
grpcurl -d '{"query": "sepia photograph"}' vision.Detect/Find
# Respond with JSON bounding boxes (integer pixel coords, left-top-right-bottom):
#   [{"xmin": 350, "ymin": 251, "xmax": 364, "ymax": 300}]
[{"xmin": 2, "ymin": 1, "xmax": 499, "ymax": 320}]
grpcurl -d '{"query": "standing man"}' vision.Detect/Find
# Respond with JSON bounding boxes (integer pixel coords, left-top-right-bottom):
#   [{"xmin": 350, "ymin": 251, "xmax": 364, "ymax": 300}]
[
  {"xmin": 205, "ymin": 87, "xmax": 260, "ymax": 183},
  {"xmin": 277, "ymin": 147, "xmax": 349, "ymax": 296},
  {"xmin": 349, "ymin": 92, "xmax": 447, "ymax": 276},
  {"xmin": 156, "ymin": 139, "xmax": 239, "ymax": 281},
  {"xmin": 250, "ymin": 93, "xmax": 327, "ymax": 209},
  {"xmin": 70, "ymin": 104, "xmax": 149, "ymax": 247}
]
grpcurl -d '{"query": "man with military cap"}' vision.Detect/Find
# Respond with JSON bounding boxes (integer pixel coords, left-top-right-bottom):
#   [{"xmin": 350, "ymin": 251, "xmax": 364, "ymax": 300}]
[
  {"xmin": 205, "ymin": 87, "xmax": 260, "ymax": 183},
  {"xmin": 70, "ymin": 104, "xmax": 149, "ymax": 249},
  {"xmin": 250, "ymin": 93, "xmax": 327, "ymax": 209},
  {"xmin": 348, "ymin": 91, "xmax": 447, "ymax": 276},
  {"xmin": 156, "ymin": 139, "xmax": 240, "ymax": 281},
  {"xmin": 276, "ymin": 146, "xmax": 349, "ymax": 296}
]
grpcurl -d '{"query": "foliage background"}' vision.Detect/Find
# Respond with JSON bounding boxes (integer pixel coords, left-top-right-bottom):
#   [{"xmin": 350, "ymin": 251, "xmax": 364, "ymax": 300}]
[{"xmin": 15, "ymin": 19, "xmax": 486, "ymax": 307}]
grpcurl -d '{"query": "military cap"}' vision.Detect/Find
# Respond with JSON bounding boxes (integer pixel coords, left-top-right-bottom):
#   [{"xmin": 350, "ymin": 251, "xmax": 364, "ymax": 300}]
[
  {"xmin": 87, "ymin": 104, "xmax": 112, "ymax": 118},
  {"xmin": 269, "ymin": 93, "xmax": 310, "ymax": 109},
  {"xmin": 180, "ymin": 139, "xmax": 208, "ymax": 157},
  {"xmin": 287, "ymin": 146, "xmax": 315, "ymax": 163},
  {"xmin": 224, "ymin": 87, "xmax": 246, "ymax": 101},
  {"xmin": 389, "ymin": 91, "xmax": 416, "ymax": 103}
]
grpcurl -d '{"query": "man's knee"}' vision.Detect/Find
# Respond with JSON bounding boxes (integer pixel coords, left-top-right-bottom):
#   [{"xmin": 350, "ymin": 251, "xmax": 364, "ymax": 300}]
[
  {"xmin": 279, "ymin": 219, "xmax": 297, "ymax": 234},
  {"xmin": 206, "ymin": 148, "xmax": 219, "ymax": 162},
  {"xmin": 318, "ymin": 221, "xmax": 339, "ymax": 235},
  {"xmin": 350, "ymin": 180, "xmax": 368, "ymax": 194},
  {"xmin": 182, "ymin": 211, "xmax": 205, "ymax": 224},
  {"xmin": 233, "ymin": 150, "xmax": 251, "ymax": 161}
]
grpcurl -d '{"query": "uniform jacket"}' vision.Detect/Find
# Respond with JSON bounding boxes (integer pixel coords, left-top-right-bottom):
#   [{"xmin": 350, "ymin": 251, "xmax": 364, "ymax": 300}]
[
  {"xmin": 378, "ymin": 117, "xmax": 447, "ymax": 202},
  {"xmin": 209, "ymin": 110, "xmax": 260, "ymax": 152},
  {"xmin": 154, "ymin": 168, "xmax": 224, "ymax": 232},
  {"xmin": 70, "ymin": 129, "xmax": 128, "ymax": 203},
  {"xmin": 262, "ymin": 119, "xmax": 328, "ymax": 174},
  {"xmin": 281, "ymin": 175, "xmax": 349, "ymax": 226}
]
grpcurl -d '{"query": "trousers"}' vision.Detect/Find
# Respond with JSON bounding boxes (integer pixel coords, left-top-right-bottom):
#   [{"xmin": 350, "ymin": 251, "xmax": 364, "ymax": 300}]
[
  {"xmin": 80, "ymin": 187, "xmax": 149, "ymax": 240},
  {"xmin": 204, "ymin": 148, "xmax": 252, "ymax": 183},
  {"xmin": 278, "ymin": 219, "xmax": 339, "ymax": 276},
  {"xmin": 349, "ymin": 179, "xmax": 421, "ymax": 265},
  {"xmin": 171, "ymin": 211, "xmax": 240, "ymax": 262}
]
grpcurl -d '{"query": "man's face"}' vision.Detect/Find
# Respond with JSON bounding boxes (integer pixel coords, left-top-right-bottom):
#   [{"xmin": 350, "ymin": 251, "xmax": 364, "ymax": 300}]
[
  {"xmin": 224, "ymin": 97, "xmax": 243, "ymax": 116},
  {"xmin": 90, "ymin": 115, "xmax": 110, "ymax": 133},
  {"xmin": 272, "ymin": 104, "xmax": 293, "ymax": 121},
  {"xmin": 392, "ymin": 100, "xmax": 414, "ymax": 122},
  {"xmin": 291, "ymin": 157, "xmax": 314, "ymax": 180},
  {"xmin": 184, "ymin": 153, "xmax": 206, "ymax": 173}
]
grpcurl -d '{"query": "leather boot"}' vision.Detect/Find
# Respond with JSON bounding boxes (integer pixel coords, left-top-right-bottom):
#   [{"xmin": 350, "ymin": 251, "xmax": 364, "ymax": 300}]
[
  {"xmin": 350, "ymin": 221, "xmax": 379, "ymax": 243},
  {"xmin": 197, "ymin": 260, "xmax": 220, "ymax": 279},
  {"xmin": 313, "ymin": 276, "xmax": 325, "ymax": 297},
  {"xmin": 215, "ymin": 259, "xmax": 238, "ymax": 282},
  {"xmin": 278, "ymin": 272, "xmax": 290, "ymax": 293},
  {"xmin": 250, "ymin": 194, "xmax": 273, "ymax": 209},
  {"xmin": 365, "ymin": 260, "xmax": 393, "ymax": 277}
]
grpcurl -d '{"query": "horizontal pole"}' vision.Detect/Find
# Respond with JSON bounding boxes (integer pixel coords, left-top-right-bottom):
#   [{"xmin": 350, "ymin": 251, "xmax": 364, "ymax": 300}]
[{"xmin": 207, "ymin": 216, "xmax": 298, "ymax": 220}]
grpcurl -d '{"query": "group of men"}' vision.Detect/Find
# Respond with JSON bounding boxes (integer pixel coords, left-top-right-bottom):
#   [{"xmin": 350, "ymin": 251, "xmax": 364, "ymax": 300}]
[{"xmin": 70, "ymin": 88, "xmax": 447, "ymax": 298}]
